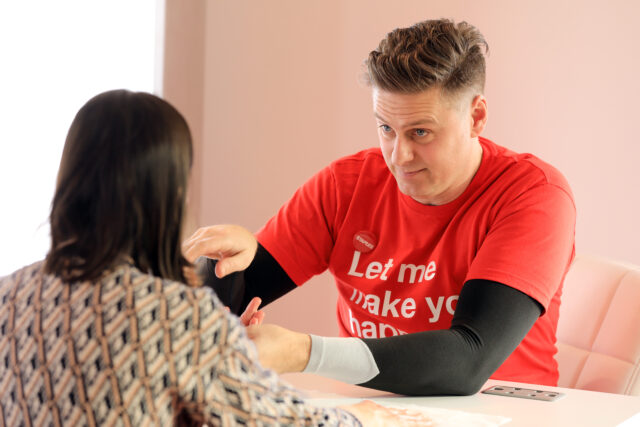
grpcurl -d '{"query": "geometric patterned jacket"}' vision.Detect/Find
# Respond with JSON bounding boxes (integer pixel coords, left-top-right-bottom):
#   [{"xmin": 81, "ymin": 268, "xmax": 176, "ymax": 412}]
[{"xmin": 0, "ymin": 261, "xmax": 360, "ymax": 426}]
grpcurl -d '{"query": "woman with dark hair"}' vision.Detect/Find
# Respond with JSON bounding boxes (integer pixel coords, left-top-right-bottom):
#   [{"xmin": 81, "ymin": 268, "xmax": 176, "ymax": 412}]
[{"xmin": 0, "ymin": 90, "xmax": 428, "ymax": 426}]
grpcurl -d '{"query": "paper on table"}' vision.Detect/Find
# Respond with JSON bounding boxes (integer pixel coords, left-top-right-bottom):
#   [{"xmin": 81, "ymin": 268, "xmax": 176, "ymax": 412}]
[
  {"xmin": 308, "ymin": 394, "xmax": 511, "ymax": 426},
  {"xmin": 382, "ymin": 403, "xmax": 511, "ymax": 426}
]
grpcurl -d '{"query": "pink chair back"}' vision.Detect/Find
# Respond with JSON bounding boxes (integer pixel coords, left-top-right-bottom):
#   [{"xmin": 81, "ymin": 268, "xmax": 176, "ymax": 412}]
[{"xmin": 555, "ymin": 254, "xmax": 640, "ymax": 395}]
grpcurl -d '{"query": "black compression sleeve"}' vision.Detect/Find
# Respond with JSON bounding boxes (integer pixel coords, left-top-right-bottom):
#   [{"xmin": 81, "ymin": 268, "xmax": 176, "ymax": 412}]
[
  {"xmin": 358, "ymin": 279, "xmax": 543, "ymax": 396},
  {"xmin": 197, "ymin": 243, "xmax": 297, "ymax": 314}
]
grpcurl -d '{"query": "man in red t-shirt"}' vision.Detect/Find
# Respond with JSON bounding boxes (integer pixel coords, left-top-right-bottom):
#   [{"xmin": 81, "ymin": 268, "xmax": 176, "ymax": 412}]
[{"xmin": 184, "ymin": 19, "xmax": 575, "ymax": 396}]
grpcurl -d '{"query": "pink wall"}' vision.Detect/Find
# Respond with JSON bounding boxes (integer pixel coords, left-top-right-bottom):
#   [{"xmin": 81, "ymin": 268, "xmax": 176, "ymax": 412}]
[
  {"xmin": 165, "ymin": 0, "xmax": 640, "ymax": 336},
  {"xmin": 162, "ymin": 0, "xmax": 206, "ymax": 239}
]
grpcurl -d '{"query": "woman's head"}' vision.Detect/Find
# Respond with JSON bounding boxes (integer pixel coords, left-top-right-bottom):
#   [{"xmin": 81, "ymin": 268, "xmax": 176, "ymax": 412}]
[{"xmin": 45, "ymin": 89, "xmax": 192, "ymax": 282}]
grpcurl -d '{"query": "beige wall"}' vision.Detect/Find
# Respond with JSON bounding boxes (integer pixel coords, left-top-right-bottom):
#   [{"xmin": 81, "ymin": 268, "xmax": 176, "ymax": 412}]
[{"xmin": 165, "ymin": 0, "xmax": 640, "ymax": 336}]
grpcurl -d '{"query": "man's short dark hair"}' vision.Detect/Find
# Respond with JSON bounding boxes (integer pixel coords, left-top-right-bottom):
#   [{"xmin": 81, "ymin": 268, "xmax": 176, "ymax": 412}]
[{"xmin": 365, "ymin": 19, "xmax": 489, "ymax": 99}]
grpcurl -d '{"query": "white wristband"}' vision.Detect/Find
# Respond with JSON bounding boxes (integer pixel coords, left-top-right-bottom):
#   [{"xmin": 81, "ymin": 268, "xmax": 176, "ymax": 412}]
[{"xmin": 303, "ymin": 334, "xmax": 380, "ymax": 384}]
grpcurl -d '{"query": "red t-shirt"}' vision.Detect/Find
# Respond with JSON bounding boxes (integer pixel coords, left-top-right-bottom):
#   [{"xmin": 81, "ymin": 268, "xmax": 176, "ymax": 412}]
[{"xmin": 257, "ymin": 137, "xmax": 576, "ymax": 386}]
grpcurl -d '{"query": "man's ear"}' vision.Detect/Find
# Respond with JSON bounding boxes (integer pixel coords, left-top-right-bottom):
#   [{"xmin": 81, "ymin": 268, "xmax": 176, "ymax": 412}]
[{"xmin": 469, "ymin": 95, "xmax": 488, "ymax": 138}]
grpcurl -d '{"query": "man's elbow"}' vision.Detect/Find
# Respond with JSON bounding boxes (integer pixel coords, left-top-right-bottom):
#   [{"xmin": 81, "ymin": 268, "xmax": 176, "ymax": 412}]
[
  {"xmin": 445, "ymin": 376, "xmax": 487, "ymax": 396},
  {"xmin": 399, "ymin": 370, "xmax": 490, "ymax": 396},
  {"xmin": 430, "ymin": 364, "xmax": 492, "ymax": 396},
  {"xmin": 448, "ymin": 359, "xmax": 496, "ymax": 395}
]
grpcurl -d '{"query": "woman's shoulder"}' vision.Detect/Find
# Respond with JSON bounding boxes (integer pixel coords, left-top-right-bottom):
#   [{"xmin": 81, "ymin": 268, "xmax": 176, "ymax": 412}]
[
  {"xmin": 113, "ymin": 264, "xmax": 232, "ymax": 327},
  {"xmin": 109, "ymin": 264, "xmax": 222, "ymax": 306},
  {"xmin": 0, "ymin": 260, "xmax": 46, "ymax": 296}
]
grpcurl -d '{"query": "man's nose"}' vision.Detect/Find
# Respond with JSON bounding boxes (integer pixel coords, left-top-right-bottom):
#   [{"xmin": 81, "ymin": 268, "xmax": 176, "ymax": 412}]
[{"xmin": 392, "ymin": 136, "xmax": 413, "ymax": 165}]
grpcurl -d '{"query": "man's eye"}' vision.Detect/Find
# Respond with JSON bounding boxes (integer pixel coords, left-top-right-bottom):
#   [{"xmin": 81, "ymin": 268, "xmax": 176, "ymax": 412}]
[
  {"xmin": 415, "ymin": 129, "xmax": 428, "ymax": 137},
  {"xmin": 380, "ymin": 125, "xmax": 392, "ymax": 133}
]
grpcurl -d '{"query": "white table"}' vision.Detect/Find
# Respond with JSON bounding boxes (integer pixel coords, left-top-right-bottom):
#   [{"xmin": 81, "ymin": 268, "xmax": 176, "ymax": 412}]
[{"xmin": 281, "ymin": 373, "xmax": 640, "ymax": 426}]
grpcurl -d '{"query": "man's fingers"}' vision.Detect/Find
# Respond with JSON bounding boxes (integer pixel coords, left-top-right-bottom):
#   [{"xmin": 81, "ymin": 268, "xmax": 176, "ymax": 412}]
[
  {"xmin": 246, "ymin": 324, "xmax": 258, "ymax": 340},
  {"xmin": 181, "ymin": 227, "xmax": 212, "ymax": 257},
  {"xmin": 251, "ymin": 310, "xmax": 265, "ymax": 325},
  {"xmin": 182, "ymin": 224, "xmax": 258, "ymax": 272},
  {"xmin": 214, "ymin": 254, "xmax": 251, "ymax": 278},
  {"xmin": 248, "ymin": 310, "xmax": 265, "ymax": 326},
  {"xmin": 182, "ymin": 226, "xmax": 234, "ymax": 262},
  {"xmin": 214, "ymin": 258, "xmax": 237, "ymax": 278},
  {"xmin": 240, "ymin": 297, "xmax": 262, "ymax": 324},
  {"xmin": 183, "ymin": 236, "xmax": 230, "ymax": 263},
  {"xmin": 239, "ymin": 298, "xmax": 265, "ymax": 327},
  {"xmin": 214, "ymin": 258, "xmax": 231, "ymax": 278},
  {"xmin": 246, "ymin": 297, "xmax": 262, "ymax": 313}
]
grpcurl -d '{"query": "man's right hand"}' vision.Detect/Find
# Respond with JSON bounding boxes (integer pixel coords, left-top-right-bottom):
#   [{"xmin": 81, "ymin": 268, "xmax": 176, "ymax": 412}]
[{"xmin": 182, "ymin": 224, "xmax": 258, "ymax": 278}]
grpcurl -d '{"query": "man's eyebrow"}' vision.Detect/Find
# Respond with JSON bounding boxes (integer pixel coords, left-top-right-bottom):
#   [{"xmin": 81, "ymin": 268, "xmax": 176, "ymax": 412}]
[
  {"xmin": 373, "ymin": 113, "xmax": 438, "ymax": 127},
  {"xmin": 406, "ymin": 118, "xmax": 438, "ymax": 127}
]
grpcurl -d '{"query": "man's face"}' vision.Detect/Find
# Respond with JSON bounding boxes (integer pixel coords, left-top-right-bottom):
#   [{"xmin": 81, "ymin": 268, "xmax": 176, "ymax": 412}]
[{"xmin": 373, "ymin": 87, "xmax": 484, "ymax": 205}]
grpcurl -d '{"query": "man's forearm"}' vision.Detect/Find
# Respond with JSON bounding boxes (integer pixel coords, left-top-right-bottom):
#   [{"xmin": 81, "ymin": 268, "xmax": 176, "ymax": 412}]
[
  {"xmin": 305, "ymin": 280, "xmax": 542, "ymax": 396},
  {"xmin": 198, "ymin": 243, "xmax": 297, "ymax": 313},
  {"xmin": 201, "ymin": 247, "xmax": 542, "ymax": 396}
]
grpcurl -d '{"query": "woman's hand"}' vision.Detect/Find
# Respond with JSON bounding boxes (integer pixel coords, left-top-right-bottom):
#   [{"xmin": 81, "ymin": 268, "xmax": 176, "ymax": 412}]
[
  {"xmin": 182, "ymin": 224, "xmax": 258, "ymax": 278},
  {"xmin": 246, "ymin": 324, "xmax": 311, "ymax": 374}
]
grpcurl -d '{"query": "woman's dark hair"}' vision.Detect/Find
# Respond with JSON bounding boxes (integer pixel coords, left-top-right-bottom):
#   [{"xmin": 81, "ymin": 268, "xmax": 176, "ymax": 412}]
[{"xmin": 45, "ymin": 89, "xmax": 193, "ymax": 283}]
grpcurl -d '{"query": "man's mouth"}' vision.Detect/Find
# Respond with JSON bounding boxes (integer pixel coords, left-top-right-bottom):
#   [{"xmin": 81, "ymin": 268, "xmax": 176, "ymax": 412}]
[{"xmin": 398, "ymin": 168, "xmax": 426, "ymax": 177}]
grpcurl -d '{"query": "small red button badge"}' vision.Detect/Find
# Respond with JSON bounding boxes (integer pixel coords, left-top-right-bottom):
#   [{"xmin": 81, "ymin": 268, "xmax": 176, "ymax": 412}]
[{"xmin": 353, "ymin": 230, "xmax": 377, "ymax": 253}]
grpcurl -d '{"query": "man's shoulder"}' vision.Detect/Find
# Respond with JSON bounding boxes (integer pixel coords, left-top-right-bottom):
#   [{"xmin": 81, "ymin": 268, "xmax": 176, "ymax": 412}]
[
  {"xmin": 300, "ymin": 147, "xmax": 393, "ymax": 206},
  {"xmin": 519, "ymin": 156, "xmax": 572, "ymax": 191},
  {"xmin": 328, "ymin": 147, "xmax": 387, "ymax": 178},
  {"xmin": 480, "ymin": 137, "xmax": 572, "ymax": 194}
]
